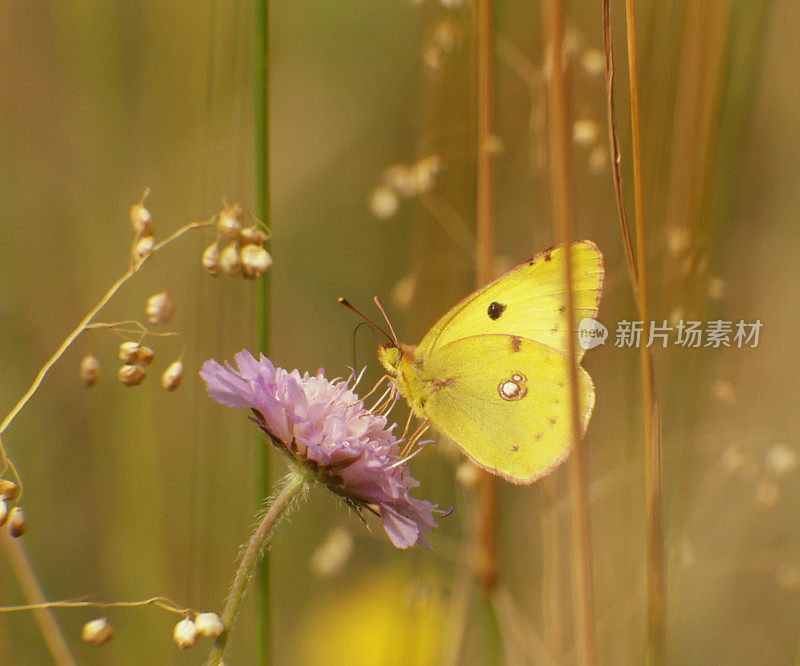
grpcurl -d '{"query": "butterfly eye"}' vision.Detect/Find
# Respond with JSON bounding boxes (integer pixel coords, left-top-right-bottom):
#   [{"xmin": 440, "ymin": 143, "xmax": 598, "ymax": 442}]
[{"xmin": 487, "ymin": 301, "xmax": 506, "ymax": 320}]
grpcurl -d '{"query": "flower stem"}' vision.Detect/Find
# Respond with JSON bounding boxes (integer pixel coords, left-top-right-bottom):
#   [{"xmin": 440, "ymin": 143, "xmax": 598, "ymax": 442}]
[{"xmin": 206, "ymin": 471, "xmax": 307, "ymax": 666}]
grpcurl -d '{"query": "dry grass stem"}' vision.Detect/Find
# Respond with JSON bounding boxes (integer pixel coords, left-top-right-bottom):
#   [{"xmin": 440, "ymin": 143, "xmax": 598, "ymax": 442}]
[
  {"xmin": 541, "ymin": 0, "xmax": 597, "ymax": 662},
  {"xmin": 604, "ymin": 1, "xmax": 666, "ymax": 660},
  {"xmin": 475, "ymin": 0, "xmax": 499, "ymax": 595}
]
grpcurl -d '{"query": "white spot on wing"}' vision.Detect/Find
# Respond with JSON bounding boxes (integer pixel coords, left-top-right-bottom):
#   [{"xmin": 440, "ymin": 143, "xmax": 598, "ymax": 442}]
[{"xmin": 498, "ymin": 373, "xmax": 528, "ymax": 401}]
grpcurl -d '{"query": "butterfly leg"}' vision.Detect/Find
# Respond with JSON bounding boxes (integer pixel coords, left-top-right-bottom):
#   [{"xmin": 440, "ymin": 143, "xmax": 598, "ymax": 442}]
[
  {"xmin": 354, "ymin": 373, "xmax": 390, "ymax": 407},
  {"xmin": 401, "ymin": 408, "xmax": 416, "ymax": 440},
  {"xmin": 401, "ymin": 419, "xmax": 430, "ymax": 457}
]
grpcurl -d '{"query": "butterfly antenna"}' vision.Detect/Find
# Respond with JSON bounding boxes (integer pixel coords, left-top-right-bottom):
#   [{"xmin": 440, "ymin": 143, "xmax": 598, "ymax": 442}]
[
  {"xmin": 349, "ymin": 322, "xmax": 368, "ymax": 370},
  {"xmin": 373, "ymin": 296, "xmax": 399, "ymax": 345},
  {"xmin": 338, "ymin": 297, "xmax": 394, "ymax": 344}
]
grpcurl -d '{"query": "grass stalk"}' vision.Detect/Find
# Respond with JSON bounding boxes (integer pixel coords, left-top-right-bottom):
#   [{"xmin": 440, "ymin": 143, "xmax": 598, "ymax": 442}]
[
  {"xmin": 475, "ymin": 0, "xmax": 499, "ymax": 597},
  {"xmin": 2, "ymin": 533, "xmax": 75, "ymax": 665},
  {"xmin": 253, "ymin": 0, "xmax": 272, "ymax": 663},
  {"xmin": 623, "ymin": 3, "xmax": 665, "ymax": 663},
  {"xmin": 540, "ymin": 1, "xmax": 597, "ymax": 663},
  {"xmin": 540, "ymin": 477, "xmax": 563, "ymax": 659}
]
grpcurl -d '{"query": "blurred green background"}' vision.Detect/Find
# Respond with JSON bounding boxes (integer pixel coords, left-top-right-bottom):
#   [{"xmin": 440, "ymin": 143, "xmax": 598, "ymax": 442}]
[{"xmin": 0, "ymin": 1, "xmax": 797, "ymax": 663}]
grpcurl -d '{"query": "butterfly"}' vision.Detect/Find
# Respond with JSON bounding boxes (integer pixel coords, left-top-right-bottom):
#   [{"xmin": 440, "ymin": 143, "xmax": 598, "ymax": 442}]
[{"xmin": 376, "ymin": 241, "xmax": 604, "ymax": 484}]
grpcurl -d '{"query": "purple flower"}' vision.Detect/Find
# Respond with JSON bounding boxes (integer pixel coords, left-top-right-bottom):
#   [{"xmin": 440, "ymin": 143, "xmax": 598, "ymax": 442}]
[{"xmin": 200, "ymin": 351, "xmax": 437, "ymax": 549}]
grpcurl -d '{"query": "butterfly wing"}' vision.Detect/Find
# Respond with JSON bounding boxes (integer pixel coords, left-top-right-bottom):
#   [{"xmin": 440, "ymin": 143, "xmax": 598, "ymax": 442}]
[
  {"xmin": 414, "ymin": 334, "xmax": 595, "ymax": 484},
  {"xmin": 415, "ymin": 241, "xmax": 603, "ymax": 362}
]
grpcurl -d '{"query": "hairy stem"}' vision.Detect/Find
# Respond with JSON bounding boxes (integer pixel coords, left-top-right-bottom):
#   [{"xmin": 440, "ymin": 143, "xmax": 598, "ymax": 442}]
[{"xmin": 206, "ymin": 472, "xmax": 307, "ymax": 666}]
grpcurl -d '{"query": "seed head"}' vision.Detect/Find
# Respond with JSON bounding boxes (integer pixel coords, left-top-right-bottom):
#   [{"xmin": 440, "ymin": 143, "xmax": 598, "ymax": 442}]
[
  {"xmin": 713, "ymin": 378, "xmax": 736, "ymax": 404},
  {"xmin": 0, "ymin": 480, "xmax": 18, "ymax": 501},
  {"xmin": 383, "ymin": 164, "xmax": 417, "ymax": 198},
  {"xmin": 195, "ymin": 612, "xmax": 224, "ymax": 638},
  {"xmin": 765, "ymin": 444, "xmax": 798, "ymax": 477},
  {"xmin": 82, "ymin": 617, "xmax": 114, "ymax": 645},
  {"xmin": 581, "ymin": 48, "xmax": 605, "ymax": 76},
  {"xmin": 433, "ymin": 19, "xmax": 457, "ymax": 53},
  {"xmin": 161, "ymin": 361, "xmax": 185, "ymax": 391},
  {"xmin": 0, "ymin": 500, "xmax": 8, "ymax": 528},
  {"xmin": 241, "ymin": 245, "xmax": 273, "ymax": 279},
  {"xmin": 79, "ymin": 355, "xmax": 101, "ymax": 388},
  {"xmin": 173, "ymin": 618, "xmax": 198, "ymax": 649},
  {"xmin": 369, "ymin": 185, "xmax": 399, "ymax": 219},
  {"xmin": 118, "ymin": 364, "xmax": 146, "ymax": 387},
  {"xmin": 390, "ymin": 273, "xmax": 417, "ymax": 310},
  {"xmin": 136, "ymin": 346, "xmax": 155, "ymax": 366},
  {"xmin": 310, "ymin": 528, "xmax": 353, "ymax": 577},
  {"xmin": 707, "ymin": 276, "xmax": 725, "ymax": 300},
  {"xmin": 129, "ymin": 203, "xmax": 153, "ymax": 236},
  {"xmin": 667, "ymin": 226, "xmax": 691, "ymax": 255},
  {"xmin": 133, "ymin": 235, "xmax": 155, "ymax": 263},
  {"xmin": 220, "ymin": 243, "xmax": 242, "ymax": 276},
  {"xmin": 119, "ymin": 342, "xmax": 139, "ymax": 363},
  {"xmin": 218, "ymin": 203, "xmax": 246, "ymax": 239},
  {"xmin": 411, "ymin": 155, "xmax": 442, "ymax": 194},
  {"xmin": 455, "ymin": 461, "xmax": 480, "ymax": 487},
  {"xmin": 423, "ymin": 44, "xmax": 443, "ymax": 77},
  {"xmin": 202, "ymin": 242, "xmax": 221, "ymax": 275},
  {"xmin": 118, "ymin": 342, "xmax": 153, "ymax": 366},
  {"xmin": 8, "ymin": 507, "xmax": 25, "ymax": 537},
  {"xmin": 238, "ymin": 225, "xmax": 268, "ymax": 247},
  {"xmin": 145, "ymin": 292, "xmax": 176, "ymax": 324},
  {"xmin": 573, "ymin": 119, "xmax": 598, "ymax": 146}
]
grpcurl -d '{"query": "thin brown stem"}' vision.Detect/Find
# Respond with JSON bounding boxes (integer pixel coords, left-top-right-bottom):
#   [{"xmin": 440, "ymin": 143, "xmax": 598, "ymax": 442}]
[
  {"xmin": 0, "ymin": 596, "xmax": 187, "ymax": 615},
  {"xmin": 540, "ymin": 476, "xmax": 563, "ymax": 660},
  {"xmin": 602, "ymin": 0, "xmax": 639, "ymax": 295},
  {"xmin": 623, "ymin": 3, "xmax": 665, "ymax": 663},
  {"xmin": 541, "ymin": 1, "xmax": 596, "ymax": 663},
  {"xmin": 1, "ymin": 532, "xmax": 75, "ymax": 665},
  {"xmin": 475, "ymin": 0, "xmax": 498, "ymax": 594}
]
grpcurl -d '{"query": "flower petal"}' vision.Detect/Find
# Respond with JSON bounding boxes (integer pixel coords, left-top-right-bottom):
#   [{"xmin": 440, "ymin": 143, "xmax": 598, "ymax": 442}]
[{"xmin": 200, "ymin": 352, "xmax": 438, "ymax": 549}]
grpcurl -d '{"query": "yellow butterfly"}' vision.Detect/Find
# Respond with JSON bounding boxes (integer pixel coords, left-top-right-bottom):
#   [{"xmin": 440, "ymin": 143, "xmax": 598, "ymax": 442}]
[{"xmin": 377, "ymin": 241, "xmax": 604, "ymax": 484}]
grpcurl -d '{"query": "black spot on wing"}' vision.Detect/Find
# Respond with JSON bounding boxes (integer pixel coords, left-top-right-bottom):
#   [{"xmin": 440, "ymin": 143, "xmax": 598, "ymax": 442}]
[
  {"xmin": 511, "ymin": 445, "xmax": 519, "ymax": 452},
  {"xmin": 510, "ymin": 336, "xmax": 522, "ymax": 352},
  {"xmin": 487, "ymin": 301, "xmax": 506, "ymax": 320}
]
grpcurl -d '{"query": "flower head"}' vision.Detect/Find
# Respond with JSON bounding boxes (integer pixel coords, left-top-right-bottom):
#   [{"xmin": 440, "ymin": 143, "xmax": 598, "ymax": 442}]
[{"xmin": 200, "ymin": 351, "xmax": 437, "ymax": 549}]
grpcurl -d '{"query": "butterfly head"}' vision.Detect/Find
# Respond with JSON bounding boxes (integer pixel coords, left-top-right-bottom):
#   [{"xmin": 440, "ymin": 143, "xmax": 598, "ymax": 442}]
[{"xmin": 378, "ymin": 342, "xmax": 416, "ymax": 377}]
